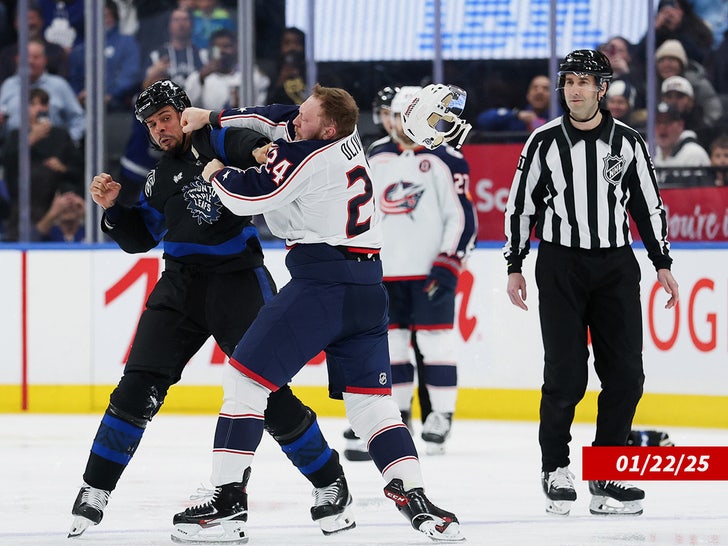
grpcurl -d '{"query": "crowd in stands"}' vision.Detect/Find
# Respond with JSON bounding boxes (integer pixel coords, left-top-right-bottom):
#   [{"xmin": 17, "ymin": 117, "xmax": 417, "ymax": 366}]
[
  {"xmin": 0, "ymin": 0, "xmax": 726, "ymax": 242},
  {"xmin": 0, "ymin": 0, "xmax": 288, "ymax": 241}
]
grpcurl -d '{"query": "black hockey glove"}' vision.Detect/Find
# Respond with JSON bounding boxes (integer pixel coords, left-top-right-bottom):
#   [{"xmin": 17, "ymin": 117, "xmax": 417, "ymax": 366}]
[{"xmin": 423, "ymin": 253, "xmax": 461, "ymax": 303}]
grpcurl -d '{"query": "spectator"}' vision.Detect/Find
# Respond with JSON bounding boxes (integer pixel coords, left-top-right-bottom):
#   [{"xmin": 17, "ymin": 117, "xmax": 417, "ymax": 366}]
[
  {"xmin": 1, "ymin": 88, "xmax": 83, "ymax": 241},
  {"xmin": 142, "ymin": 7, "xmax": 204, "ymax": 88},
  {"xmin": 709, "ymin": 134, "xmax": 728, "ymax": 187},
  {"xmin": 265, "ymin": 27, "xmax": 307, "ymax": 105},
  {"xmin": 655, "ymin": 39, "xmax": 722, "ymax": 128},
  {"xmin": 190, "ymin": 0, "xmax": 235, "ymax": 52},
  {"xmin": 660, "ymin": 75, "xmax": 712, "ymax": 145},
  {"xmin": 598, "ymin": 36, "xmax": 645, "ymax": 108},
  {"xmin": 605, "ymin": 78, "xmax": 646, "ymax": 129},
  {"xmin": 185, "ymin": 28, "xmax": 269, "ymax": 109},
  {"xmin": 636, "ymin": 0, "xmax": 713, "ymax": 66},
  {"xmin": 265, "ymin": 50, "xmax": 306, "ymax": 105},
  {"xmin": 33, "ymin": 187, "xmax": 85, "ymax": 242},
  {"xmin": 653, "ymin": 101, "xmax": 710, "ymax": 186},
  {"xmin": 708, "ymin": 29, "xmax": 728, "ymax": 94},
  {"xmin": 132, "ymin": 0, "xmax": 177, "ymax": 59},
  {"xmin": 0, "ymin": 5, "xmax": 69, "ymax": 86},
  {"xmin": 475, "ymin": 74, "xmax": 551, "ymax": 135},
  {"xmin": 0, "ymin": 38, "xmax": 85, "ymax": 143},
  {"xmin": 68, "ymin": 0, "xmax": 142, "ymax": 111}
]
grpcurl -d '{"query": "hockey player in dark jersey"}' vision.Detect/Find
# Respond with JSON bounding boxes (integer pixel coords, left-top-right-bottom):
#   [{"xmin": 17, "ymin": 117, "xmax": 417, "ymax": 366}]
[{"xmin": 68, "ymin": 80, "xmax": 354, "ymax": 540}]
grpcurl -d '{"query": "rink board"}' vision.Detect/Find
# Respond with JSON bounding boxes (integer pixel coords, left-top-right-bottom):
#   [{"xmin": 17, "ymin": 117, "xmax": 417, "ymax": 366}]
[{"xmin": 0, "ymin": 245, "xmax": 727, "ymax": 428}]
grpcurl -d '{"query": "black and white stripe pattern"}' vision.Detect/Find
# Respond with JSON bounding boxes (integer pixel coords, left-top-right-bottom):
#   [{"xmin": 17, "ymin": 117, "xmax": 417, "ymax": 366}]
[{"xmin": 504, "ymin": 110, "xmax": 672, "ymax": 273}]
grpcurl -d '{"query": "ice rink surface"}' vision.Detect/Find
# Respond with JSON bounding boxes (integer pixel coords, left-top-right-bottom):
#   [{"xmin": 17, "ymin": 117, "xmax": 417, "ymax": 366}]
[{"xmin": 2, "ymin": 414, "xmax": 727, "ymax": 546}]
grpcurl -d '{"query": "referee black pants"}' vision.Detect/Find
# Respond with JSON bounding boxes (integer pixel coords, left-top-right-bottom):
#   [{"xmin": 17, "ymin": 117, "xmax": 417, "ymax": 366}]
[{"xmin": 535, "ymin": 242, "xmax": 645, "ymax": 473}]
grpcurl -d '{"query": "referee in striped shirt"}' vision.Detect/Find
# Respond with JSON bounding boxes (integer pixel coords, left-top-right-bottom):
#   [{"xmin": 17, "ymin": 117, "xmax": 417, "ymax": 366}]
[{"xmin": 504, "ymin": 50, "xmax": 679, "ymax": 516}]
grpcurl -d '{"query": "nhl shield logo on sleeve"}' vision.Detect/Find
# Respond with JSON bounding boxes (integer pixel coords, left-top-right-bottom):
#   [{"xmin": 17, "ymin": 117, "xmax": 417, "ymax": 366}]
[{"xmin": 602, "ymin": 154, "xmax": 625, "ymax": 185}]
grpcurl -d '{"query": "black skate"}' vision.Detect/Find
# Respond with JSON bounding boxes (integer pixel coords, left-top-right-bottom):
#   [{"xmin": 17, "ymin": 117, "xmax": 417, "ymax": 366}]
[
  {"xmin": 311, "ymin": 475, "xmax": 356, "ymax": 535},
  {"xmin": 421, "ymin": 412, "xmax": 452, "ymax": 455},
  {"xmin": 541, "ymin": 466, "xmax": 577, "ymax": 516},
  {"xmin": 343, "ymin": 428, "xmax": 371, "ymax": 461},
  {"xmin": 68, "ymin": 484, "xmax": 110, "ymax": 538},
  {"xmin": 384, "ymin": 479, "xmax": 464, "ymax": 542},
  {"xmin": 171, "ymin": 468, "xmax": 250, "ymax": 544},
  {"xmin": 627, "ymin": 430, "xmax": 674, "ymax": 447},
  {"xmin": 589, "ymin": 480, "xmax": 644, "ymax": 516}
]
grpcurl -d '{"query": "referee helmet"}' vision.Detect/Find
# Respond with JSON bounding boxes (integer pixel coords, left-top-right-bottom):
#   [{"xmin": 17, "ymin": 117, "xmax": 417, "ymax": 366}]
[{"xmin": 557, "ymin": 49, "xmax": 613, "ymax": 111}]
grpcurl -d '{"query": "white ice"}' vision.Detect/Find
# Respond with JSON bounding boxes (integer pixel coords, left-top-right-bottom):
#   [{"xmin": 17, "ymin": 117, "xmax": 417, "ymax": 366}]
[{"xmin": 1, "ymin": 414, "xmax": 726, "ymax": 545}]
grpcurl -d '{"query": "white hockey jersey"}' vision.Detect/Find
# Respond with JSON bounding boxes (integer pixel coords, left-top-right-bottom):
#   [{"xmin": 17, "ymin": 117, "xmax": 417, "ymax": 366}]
[
  {"xmin": 207, "ymin": 105, "xmax": 382, "ymax": 250},
  {"xmin": 368, "ymin": 142, "xmax": 477, "ymax": 278}
]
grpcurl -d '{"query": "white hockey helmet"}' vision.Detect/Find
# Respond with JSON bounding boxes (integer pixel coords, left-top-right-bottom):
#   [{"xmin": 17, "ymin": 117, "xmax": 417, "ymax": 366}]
[
  {"xmin": 390, "ymin": 86, "xmax": 423, "ymax": 114},
  {"xmin": 401, "ymin": 84, "xmax": 472, "ymax": 150}
]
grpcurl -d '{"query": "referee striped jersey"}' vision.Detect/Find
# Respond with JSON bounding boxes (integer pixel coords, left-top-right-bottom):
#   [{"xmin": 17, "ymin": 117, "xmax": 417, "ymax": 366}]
[{"xmin": 504, "ymin": 109, "xmax": 672, "ymax": 274}]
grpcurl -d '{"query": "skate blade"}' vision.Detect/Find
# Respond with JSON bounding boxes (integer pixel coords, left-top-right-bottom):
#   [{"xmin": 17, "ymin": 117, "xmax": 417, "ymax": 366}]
[
  {"xmin": 171, "ymin": 520, "xmax": 248, "ymax": 544},
  {"xmin": 589, "ymin": 496, "xmax": 643, "ymax": 516},
  {"xmin": 417, "ymin": 519, "xmax": 465, "ymax": 542},
  {"xmin": 545, "ymin": 499, "xmax": 573, "ymax": 516},
  {"xmin": 68, "ymin": 515, "xmax": 94, "ymax": 538},
  {"xmin": 424, "ymin": 441, "xmax": 447, "ymax": 456}
]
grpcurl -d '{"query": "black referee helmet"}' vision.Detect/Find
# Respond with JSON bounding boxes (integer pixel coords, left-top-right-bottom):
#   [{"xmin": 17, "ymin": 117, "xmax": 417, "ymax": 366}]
[
  {"xmin": 372, "ymin": 85, "xmax": 400, "ymax": 124},
  {"xmin": 557, "ymin": 49, "xmax": 613, "ymax": 112}
]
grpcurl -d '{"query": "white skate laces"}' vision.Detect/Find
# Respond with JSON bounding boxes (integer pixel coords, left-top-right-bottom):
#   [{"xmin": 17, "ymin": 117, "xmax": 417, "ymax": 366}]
[
  {"xmin": 310, "ymin": 476, "xmax": 356, "ymax": 535},
  {"xmin": 422, "ymin": 412, "xmax": 452, "ymax": 455},
  {"xmin": 542, "ymin": 467, "xmax": 577, "ymax": 516},
  {"xmin": 68, "ymin": 484, "xmax": 110, "ymax": 538},
  {"xmin": 588, "ymin": 480, "xmax": 644, "ymax": 516}
]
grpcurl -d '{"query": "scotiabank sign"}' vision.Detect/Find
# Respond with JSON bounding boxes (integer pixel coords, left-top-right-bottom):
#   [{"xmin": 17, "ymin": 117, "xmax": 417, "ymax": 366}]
[
  {"xmin": 461, "ymin": 143, "xmax": 521, "ymax": 242},
  {"xmin": 463, "ymin": 143, "xmax": 728, "ymax": 242}
]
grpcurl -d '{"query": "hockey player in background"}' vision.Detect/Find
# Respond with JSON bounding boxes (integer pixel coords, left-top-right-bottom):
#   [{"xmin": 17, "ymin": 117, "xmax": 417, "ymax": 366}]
[
  {"xmin": 365, "ymin": 84, "xmax": 400, "ymax": 155},
  {"xmin": 69, "ymin": 80, "xmax": 354, "ymax": 539},
  {"xmin": 344, "ymin": 86, "xmax": 477, "ymax": 461},
  {"xmin": 175, "ymin": 83, "xmax": 464, "ymax": 542}
]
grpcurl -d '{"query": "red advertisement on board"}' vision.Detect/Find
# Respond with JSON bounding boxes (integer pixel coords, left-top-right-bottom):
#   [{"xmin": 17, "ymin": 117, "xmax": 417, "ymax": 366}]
[{"xmin": 463, "ymin": 143, "xmax": 728, "ymax": 243}]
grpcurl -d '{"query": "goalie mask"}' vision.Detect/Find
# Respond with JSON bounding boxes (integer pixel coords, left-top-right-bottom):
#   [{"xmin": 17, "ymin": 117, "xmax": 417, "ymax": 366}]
[{"xmin": 400, "ymin": 84, "xmax": 472, "ymax": 150}]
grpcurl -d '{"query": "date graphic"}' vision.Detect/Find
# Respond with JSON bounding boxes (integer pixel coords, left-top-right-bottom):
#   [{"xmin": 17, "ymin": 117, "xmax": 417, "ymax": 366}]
[{"xmin": 582, "ymin": 447, "xmax": 728, "ymax": 480}]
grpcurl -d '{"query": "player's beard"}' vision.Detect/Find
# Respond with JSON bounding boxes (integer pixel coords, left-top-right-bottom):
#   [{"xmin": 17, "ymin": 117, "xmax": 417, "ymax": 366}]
[{"xmin": 164, "ymin": 132, "xmax": 190, "ymax": 156}]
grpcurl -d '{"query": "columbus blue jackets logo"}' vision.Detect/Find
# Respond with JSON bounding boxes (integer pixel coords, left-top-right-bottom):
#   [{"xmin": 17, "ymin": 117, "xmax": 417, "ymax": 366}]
[
  {"xmin": 183, "ymin": 178, "xmax": 222, "ymax": 224},
  {"xmin": 602, "ymin": 154, "xmax": 625, "ymax": 185},
  {"xmin": 380, "ymin": 181, "xmax": 424, "ymax": 215}
]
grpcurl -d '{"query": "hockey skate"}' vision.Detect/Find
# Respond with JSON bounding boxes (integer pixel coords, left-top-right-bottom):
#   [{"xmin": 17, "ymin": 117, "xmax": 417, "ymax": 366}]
[
  {"xmin": 541, "ymin": 466, "xmax": 577, "ymax": 516},
  {"xmin": 311, "ymin": 475, "xmax": 356, "ymax": 535},
  {"xmin": 627, "ymin": 430, "xmax": 674, "ymax": 447},
  {"xmin": 588, "ymin": 480, "xmax": 644, "ymax": 516},
  {"xmin": 343, "ymin": 428, "xmax": 371, "ymax": 461},
  {"xmin": 384, "ymin": 478, "xmax": 464, "ymax": 542},
  {"xmin": 421, "ymin": 412, "xmax": 452, "ymax": 455},
  {"xmin": 68, "ymin": 483, "xmax": 110, "ymax": 538},
  {"xmin": 171, "ymin": 469, "xmax": 250, "ymax": 544}
]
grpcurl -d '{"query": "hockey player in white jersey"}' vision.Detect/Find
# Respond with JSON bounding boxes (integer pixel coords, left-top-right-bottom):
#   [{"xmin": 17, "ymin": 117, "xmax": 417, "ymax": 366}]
[
  {"xmin": 174, "ymin": 84, "xmax": 464, "ymax": 543},
  {"xmin": 369, "ymin": 86, "xmax": 476, "ymax": 455}
]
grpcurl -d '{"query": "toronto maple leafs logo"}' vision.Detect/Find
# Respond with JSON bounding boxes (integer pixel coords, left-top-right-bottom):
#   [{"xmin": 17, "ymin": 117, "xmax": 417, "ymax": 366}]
[
  {"xmin": 380, "ymin": 181, "xmax": 424, "ymax": 215},
  {"xmin": 183, "ymin": 177, "xmax": 222, "ymax": 225},
  {"xmin": 603, "ymin": 154, "xmax": 625, "ymax": 186}
]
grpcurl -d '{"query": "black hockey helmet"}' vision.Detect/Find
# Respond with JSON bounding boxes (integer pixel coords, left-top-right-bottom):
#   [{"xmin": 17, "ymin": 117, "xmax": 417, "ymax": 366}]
[
  {"xmin": 372, "ymin": 85, "xmax": 400, "ymax": 124},
  {"xmin": 134, "ymin": 79, "xmax": 191, "ymax": 123},
  {"xmin": 557, "ymin": 49, "xmax": 613, "ymax": 111}
]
